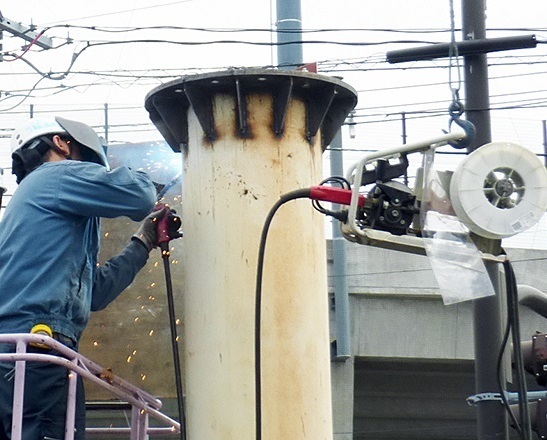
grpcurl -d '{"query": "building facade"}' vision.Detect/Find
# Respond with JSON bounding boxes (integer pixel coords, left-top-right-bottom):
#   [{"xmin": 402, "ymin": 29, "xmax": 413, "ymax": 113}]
[{"xmin": 329, "ymin": 240, "xmax": 547, "ymax": 440}]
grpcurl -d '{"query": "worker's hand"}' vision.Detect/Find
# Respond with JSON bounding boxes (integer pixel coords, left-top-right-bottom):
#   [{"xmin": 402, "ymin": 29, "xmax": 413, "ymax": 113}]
[
  {"xmin": 132, "ymin": 207, "xmax": 168, "ymax": 252},
  {"xmin": 157, "ymin": 208, "xmax": 183, "ymax": 245}
]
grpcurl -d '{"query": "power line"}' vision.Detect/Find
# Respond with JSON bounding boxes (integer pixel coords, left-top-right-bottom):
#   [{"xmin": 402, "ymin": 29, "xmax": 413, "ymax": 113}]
[{"xmin": 39, "ymin": 1, "xmax": 196, "ymax": 25}]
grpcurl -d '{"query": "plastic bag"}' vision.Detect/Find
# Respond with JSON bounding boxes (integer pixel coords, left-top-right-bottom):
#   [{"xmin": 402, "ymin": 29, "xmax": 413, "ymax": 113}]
[{"xmin": 420, "ymin": 149, "xmax": 495, "ymax": 305}]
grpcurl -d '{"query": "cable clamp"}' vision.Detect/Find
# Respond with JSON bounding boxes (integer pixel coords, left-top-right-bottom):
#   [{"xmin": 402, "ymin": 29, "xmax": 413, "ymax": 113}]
[{"xmin": 466, "ymin": 393, "xmax": 504, "ymax": 406}]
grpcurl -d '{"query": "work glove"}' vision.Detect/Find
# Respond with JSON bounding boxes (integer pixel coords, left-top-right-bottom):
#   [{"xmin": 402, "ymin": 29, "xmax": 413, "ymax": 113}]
[
  {"xmin": 157, "ymin": 206, "xmax": 183, "ymax": 246},
  {"xmin": 132, "ymin": 205, "xmax": 182, "ymax": 252}
]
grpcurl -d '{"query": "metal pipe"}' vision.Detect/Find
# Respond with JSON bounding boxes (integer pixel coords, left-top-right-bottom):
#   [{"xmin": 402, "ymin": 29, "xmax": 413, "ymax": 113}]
[
  {"xmin": 329, "ymin": 129, "xmax": 351, "ymax": 359},
  {"xmin": 65, "ymin": 365, "xmax": 77, "ymax": 440},
  {"xmin": 276, "ymin": 0, "xmax": 303, "ymax": 69},
  {"xmin": 0, "ymin": 333, "xmax": 181, "ymax": 438},
  {"xmin": 11, "ymin": 340, "xmax": 26, "ymax": 440},
  {"xmin": 386, "ymin": 34, "xmax": 537, "ymax": 64}
]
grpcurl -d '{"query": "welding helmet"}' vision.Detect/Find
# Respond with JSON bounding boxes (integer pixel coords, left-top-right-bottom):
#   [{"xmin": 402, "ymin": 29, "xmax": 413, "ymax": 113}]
[{"xmin": 10, "ymin": 116, "xmax": 109, "ymax": 183}]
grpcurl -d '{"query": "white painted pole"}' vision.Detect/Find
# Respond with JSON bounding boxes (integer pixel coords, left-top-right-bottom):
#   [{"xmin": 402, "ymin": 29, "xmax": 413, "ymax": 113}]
[
  {"xmin": 181, "ymin": 92, "xmax": 332, "ymax": 439},
  {"xmin": 145, "ymin": 69, "xmax": 357, "ymax": 440}
]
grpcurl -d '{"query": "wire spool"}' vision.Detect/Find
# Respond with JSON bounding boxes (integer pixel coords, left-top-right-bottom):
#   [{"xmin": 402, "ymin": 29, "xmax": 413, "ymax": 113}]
[{"xmin": 450, "ymin": 142, "xmax": 547, "ymax": 239}]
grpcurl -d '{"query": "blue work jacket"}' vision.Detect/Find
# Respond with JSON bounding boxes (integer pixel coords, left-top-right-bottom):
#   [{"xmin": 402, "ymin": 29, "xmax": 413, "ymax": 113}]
[{"xmin": 0, "ymin": 160, "xmax": 156, "ymax": 344}]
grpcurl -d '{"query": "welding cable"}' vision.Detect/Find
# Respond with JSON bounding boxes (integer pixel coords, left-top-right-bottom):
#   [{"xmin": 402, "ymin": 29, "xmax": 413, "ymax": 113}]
[
  {"xmin": 154, "ymin": 204, "xmax": 186, "ymax": 440},
  {"xmin": 496, "ymin": 256, "xmax": 533, "ymax": 440},
  {"xmin": 254, "ymin": 188, "xmax": 311, "ymax": 440},
  {"xmin": 254, "ymin": 184, "xmax": 364, "ymax": 440},
  {"xmin": 496, "ymin": 299, "xmax": 522, "ymax": 436},
  {"xmin": 504, "ymin": 258, "xmax": 533, "ymax": 440},
  {"xmin": 311, "ymin": 176, "xmax": 352, "ymax": 220},
  {"xmin": 160, "ymin": 240, "xmax": 187, "ymax": 440}
]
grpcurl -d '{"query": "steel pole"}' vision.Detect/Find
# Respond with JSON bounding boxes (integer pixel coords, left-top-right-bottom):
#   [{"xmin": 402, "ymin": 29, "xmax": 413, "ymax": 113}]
[
  {"xmin": 145, "ymin": 70, "xmax": 357, "ymax": 440},
  {"xmin": 276, "ymin": 0, "xmax": 303, "ymax": 69},
  {"xmin": 462, "ymin": 1, "xmax": 507, "ymax": 438},
  {"xmin": 329, "ymin": 129, "xmax": 351, "ymax": 359}
]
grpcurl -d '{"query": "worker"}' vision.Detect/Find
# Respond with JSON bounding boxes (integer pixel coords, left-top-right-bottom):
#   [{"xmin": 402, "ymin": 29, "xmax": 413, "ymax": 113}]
[{"xmin": 0, "ymin": 116, "xmax": 179, "ymax": 440}]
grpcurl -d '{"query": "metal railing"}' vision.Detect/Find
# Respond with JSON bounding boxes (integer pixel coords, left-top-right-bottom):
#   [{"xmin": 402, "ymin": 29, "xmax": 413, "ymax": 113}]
[{"xmin": 0, "ymin": 333, "xmax": 181, "ymax": 440}]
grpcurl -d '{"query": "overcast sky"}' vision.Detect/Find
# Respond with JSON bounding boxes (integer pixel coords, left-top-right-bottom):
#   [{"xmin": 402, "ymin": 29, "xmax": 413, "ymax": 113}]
[{"xmin": 2, "ymin": 1, "xmax": 546, "ymax": 141}]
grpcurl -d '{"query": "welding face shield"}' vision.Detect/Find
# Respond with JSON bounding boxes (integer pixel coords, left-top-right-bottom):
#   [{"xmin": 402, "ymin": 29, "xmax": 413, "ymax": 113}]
[{"xmin": 55, "ymin": 117, "xmax": 109, "ymax": 169}]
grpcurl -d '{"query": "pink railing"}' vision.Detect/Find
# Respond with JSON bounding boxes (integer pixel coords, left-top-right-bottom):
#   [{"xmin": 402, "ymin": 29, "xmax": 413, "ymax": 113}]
[{"xmin": 0, "ymin": 333, "xmax": 181, "ymax": 440}]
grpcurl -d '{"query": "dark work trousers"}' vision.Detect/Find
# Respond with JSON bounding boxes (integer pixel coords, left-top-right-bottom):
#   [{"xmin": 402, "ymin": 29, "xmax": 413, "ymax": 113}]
[{"xmin": 0, "ymin": 345, "xmax": 86, "ymax": 440}]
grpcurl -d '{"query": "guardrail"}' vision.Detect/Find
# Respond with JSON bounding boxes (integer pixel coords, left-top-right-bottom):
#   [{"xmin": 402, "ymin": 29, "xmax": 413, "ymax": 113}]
[{"xmin": 0, "ymin": 333, "xmax": 181, "ymax": 440}]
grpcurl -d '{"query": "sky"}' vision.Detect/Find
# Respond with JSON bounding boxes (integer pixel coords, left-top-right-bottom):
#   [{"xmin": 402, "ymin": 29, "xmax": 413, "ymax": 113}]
[
  {"xmin": 1, "ymin": 1, "xmax": 546, "ymax": 139},
  {"xmin": 1, "ymin": 0, "xmax": 547, "ymax": 247}
]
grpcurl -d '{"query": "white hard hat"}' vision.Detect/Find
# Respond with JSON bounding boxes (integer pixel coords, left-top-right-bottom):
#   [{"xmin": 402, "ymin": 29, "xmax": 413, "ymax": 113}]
[
  {"xmin": 11, "ymin": 116, "xmax": 109, "ymax": 168},
  {"xmin": 11, "ymin": 117, "xmax": 64, "ymax": 152}
]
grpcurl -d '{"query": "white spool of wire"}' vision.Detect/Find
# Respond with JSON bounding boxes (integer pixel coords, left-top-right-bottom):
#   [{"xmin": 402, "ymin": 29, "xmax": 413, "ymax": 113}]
[{"xmin": 450, "ymin": 142, "xmax": 547, "ymax": 239}]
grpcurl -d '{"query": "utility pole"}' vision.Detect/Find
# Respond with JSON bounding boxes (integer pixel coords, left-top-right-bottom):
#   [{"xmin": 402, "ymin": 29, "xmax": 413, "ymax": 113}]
[
  {"xmin": 385, "ymin": 1, "xmax": 538, "ymax": 439},
  {"xmin": 460, "ymin": 3, "xmax": 506, "ymax": 439},
  {"xmin": 275, "ymin": 0, "xmax": 303, "ymax": 69}
]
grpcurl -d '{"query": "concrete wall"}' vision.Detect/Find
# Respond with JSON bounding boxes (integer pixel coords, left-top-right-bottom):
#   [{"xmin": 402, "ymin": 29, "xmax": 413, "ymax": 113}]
[
  {"xmin": 327, "ymin": 240, "xmax": 547, "ymax": 440},
  {"xmin": 327, "ymin": 241, "xmax": 547, "ymax": 360}
]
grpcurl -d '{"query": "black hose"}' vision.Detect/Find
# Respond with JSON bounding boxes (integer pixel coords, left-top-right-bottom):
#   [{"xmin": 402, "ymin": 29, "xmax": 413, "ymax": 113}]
[
  {"xmin": 503, "ymin": 259, "xmax": 532, "ymax": 440},
  {"xmin": 496, "ymin": 303, "xmax": 522, "ymax": 435},
  {"xmin": 160, "ymin": 242, "xmax": 187, "ymax": 440},
  {"xmin": 254, "ymin": 188, "xmax": 311, "ymax": 440}
]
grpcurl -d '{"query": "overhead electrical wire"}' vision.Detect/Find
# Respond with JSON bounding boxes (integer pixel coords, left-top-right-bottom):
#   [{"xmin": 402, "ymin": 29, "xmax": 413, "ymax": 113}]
[
  {"xmin": 4, "ymin": 56, "xmax": 547, "ymax": 91},
  {"xmin": 4, "ymin": 53, "xmax": 547, "ymax": 103},
  {"xmin": 40, "ymin": 0, "xmax": 196, "ymax": 24},
  {"xmin": 23, "ymin": 23, "xmax": 547, "ymax": 35},
  {"xmin": 2, "ymin": 18, "xmax": 547, "ymax": 124},
  {"xmin": 353, "ymin": 68, "xmax": 547, "ymax": 93},
  {"xmin": 5, "ymin": 43, "xmax": 547, "ymax": 78}
]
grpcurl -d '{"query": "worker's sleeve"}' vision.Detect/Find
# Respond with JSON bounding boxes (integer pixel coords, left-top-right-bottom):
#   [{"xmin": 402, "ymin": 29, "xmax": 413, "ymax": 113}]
[
  {"xmin": 91, "ymin": 239, "xmax": 150, "ymax": 311},
  {"xmin": 57, "ymin": 162, "xmax": 157, "ymax": 222}
]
